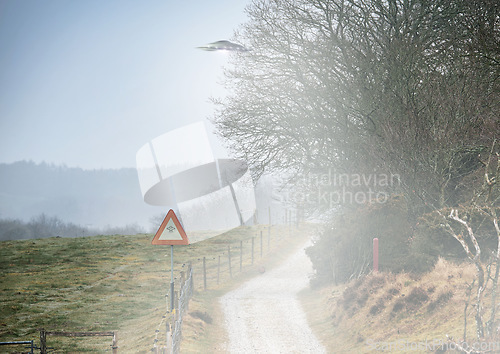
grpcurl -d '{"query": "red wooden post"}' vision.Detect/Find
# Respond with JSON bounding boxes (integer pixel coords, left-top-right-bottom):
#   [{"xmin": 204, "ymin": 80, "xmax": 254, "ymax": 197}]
[{"xmin": 373, "ymin": 238, "xmax": 379, "ymax": 272}]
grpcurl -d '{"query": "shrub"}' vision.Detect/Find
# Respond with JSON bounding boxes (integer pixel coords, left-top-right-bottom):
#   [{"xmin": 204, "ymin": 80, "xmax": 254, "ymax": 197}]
[
  {"xmin": 341, "ymin": 283, "xmax": 360, "ymax": 310},
  {"xmin": 427, "ymin": 291, "xmax": 453, "ymax": 312},
  {"xmin": 370, "ymin": 298, "xmax": 386, "ymax": 315},
  {"xmin": 386, "ymin": 287, "xmax": 400, "ymax": 300},
  {"xmin": 306, "ymin": 195, "xmax": 412, "ymax": 285},
  {"xmin": 391, "ymin": 286, "xmax": 430, "ymax": 315},
  {"xmin": 392, "ymin": 299, "xmax": 405, "ymax": 314},
  {"xmin": 406, "ymin": 287, "xmax": 429, "ymax": 310},
  {"xmin": 408, "ymin": 207, "xmax": 500, "ymax": 273}
]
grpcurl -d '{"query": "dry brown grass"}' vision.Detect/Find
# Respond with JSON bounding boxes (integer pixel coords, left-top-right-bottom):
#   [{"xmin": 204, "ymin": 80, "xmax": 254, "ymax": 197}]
[{"xmin": 300, "ymin": 257, "xmax": 499, "ymax": 353}]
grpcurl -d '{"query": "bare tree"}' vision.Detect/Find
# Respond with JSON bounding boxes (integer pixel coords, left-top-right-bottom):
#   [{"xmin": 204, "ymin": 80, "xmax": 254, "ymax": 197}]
[
  {"xmin": 436, "ymin": 141, "xmax": 499, "ymax": 340},
  {"xmin": 213, "ymin": 0, "xmax": 499, "ymax": 214}
]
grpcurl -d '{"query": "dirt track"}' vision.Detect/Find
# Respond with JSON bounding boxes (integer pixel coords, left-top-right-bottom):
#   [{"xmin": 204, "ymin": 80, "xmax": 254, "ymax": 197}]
[{"xmin": 219, "ymin": 241, "xmax": 326, "ymax": 353}]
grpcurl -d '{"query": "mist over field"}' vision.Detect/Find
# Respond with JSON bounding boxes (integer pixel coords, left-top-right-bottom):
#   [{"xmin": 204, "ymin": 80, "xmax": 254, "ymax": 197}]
[
  {"xmin": 0, "ymin": 161, "xmax": 164, "ymax": 236},
  {"xmin": 0, "ymin": 160, "xmax": 282, "ymax": 240}
]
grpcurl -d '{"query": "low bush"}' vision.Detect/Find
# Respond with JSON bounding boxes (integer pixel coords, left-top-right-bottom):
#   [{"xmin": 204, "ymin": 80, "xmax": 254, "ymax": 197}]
[
  {"xmin": 427, "ymin": 290, "xmax": 453, "ymax": 312},
  {"xmin": 408, "ymin": 207, "xmax": 500, "ymax": 273},
  {"xmin": 306, "ymin": 195, "xmax": 412, "ymax": 285}
]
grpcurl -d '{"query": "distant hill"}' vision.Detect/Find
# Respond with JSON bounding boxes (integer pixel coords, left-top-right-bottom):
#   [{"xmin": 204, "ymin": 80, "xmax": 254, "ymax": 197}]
[{"xmin": 0, "ymin": 161, "xmax": 165, "ymax": 232}]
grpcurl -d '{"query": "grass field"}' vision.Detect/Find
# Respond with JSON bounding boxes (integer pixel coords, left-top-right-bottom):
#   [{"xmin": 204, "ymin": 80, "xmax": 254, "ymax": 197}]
[
  {"xmin": 2, "ymin": 221, "xmax": 493, "ymax": 353},
  {"xmin": 0, "ymin": 223, "xmax": 313, "ymax": 352}
]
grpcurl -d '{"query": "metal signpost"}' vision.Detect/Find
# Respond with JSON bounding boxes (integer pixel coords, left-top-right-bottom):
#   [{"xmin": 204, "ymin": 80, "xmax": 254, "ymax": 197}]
[{"xmin": 151, "ymin": 209, "xmax": 190, "ymax": 311}]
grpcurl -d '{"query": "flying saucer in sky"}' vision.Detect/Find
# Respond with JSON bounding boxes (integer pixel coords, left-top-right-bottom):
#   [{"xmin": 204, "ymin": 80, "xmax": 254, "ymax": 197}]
[{"xmin": 197, "ymin": 40, "xmax": 249, "ymax": 52}]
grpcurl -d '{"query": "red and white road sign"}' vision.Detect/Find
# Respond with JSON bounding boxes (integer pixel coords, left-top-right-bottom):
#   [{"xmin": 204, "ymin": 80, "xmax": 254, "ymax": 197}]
[{"xmin": 151, "ymin": 209, "xmax": 190, "ymax": 245}]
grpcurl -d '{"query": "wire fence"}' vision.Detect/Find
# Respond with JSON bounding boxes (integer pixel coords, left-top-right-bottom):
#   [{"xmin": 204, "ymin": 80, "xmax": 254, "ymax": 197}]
[
  {"xmin": 152, "ymin": 265, "xmax": 194, "ymax": 354},
  {"xmin": 172, "ymin": 265, "xmax": 193, "ymax": 354},
  {"xmin": 1, "ymin": 209, "xmax": 302, "ymax": 353},
  {"xmin": 191, "ymin": 226, "xmax": 290, "ymax": 292},
  {"xmin": 151, "ymin": 212, "xmax": 304, "ymax": 353}
]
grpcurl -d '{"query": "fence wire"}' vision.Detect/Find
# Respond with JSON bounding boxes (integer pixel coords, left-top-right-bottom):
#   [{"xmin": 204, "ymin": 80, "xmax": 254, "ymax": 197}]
[
  {"xmin": 172, "ymin": 266, "xmax": 193, "ymax": 354},
  {"xmin": 152, "ymin": 265, "xmax": 194, "ymax": 354},
  {"xmin": 152, "ymin": 219, "xmax": 301, "ymax": 353}
]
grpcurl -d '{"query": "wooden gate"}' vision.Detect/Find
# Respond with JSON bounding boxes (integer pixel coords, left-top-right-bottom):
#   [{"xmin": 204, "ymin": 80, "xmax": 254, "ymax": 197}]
[{"xmin": 39, "ymin": 329, "xmax": 117, "ymax": 353}]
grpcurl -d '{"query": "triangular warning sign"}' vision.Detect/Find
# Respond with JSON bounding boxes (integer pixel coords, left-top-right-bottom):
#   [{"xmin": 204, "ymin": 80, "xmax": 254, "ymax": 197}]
[{"xmin": 152, "ymin": 209, "xmax": 190, "ymax": 245}]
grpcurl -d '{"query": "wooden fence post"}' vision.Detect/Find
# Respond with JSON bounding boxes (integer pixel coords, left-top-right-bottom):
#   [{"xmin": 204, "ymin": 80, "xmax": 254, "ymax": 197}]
[
  {"xmin": 188, "ymin": 263, "xmax": 193, "ymax": 290},
  {"xmin": 251, "ymin": 237, "xmax": 254, "ymax": 265},
  {"xmin": 112, "ymin": 332, "xmax": 118, "ymax": 354},
  {"xmin": 288, "ymin": 209, "xmax": 291, "ymax": 237},
  {"xmin": 228, "ymin": 245, "xmax": 232, "ymax": 278},
  {"xmin": 174, "ymin": 291, "xmax": 179, "ymax": 316},
  {"xmin": 166, "ymin": 322, "xmax": 172, "ymax": 354},
  {"xmin": 217, "ymin": 256, "xmax": 220, "ymax": 285},
  {"xmin": 260, "ymin": 231, "xmax": 263, "ymax": 257},
  {"xmin": 40, "ymin": 328, "xmax": 47, "ymax": 354},
  {"xmin": 185, "ymin": 265, "xmax": 191, "ymax": 311},
  {"xmin": 203, "ymin": 257, "xmax": 207, "ymax": 290},
  {"xmin": 240, "ymin": 240, "xmax": 243, "ymax": 271},
  {"xmin": 180, "ymin": 270, "xmax": 185, "ymax": 289}
]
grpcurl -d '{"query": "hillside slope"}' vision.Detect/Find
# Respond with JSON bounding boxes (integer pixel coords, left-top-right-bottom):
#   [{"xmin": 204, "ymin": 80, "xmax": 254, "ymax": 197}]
[
  {"xmin": 0, "ymin": 224, "xmax": 308, "ymax": 352},
  {"xmin": 300, "ymin": 258, "xmax": 500, "ymax": 353}
]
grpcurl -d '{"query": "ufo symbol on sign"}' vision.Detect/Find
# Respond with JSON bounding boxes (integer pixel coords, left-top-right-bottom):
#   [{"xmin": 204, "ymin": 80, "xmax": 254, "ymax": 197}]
[{"xmin": 197, "ymin": 40, "xmax": 249, "ymax": 52}]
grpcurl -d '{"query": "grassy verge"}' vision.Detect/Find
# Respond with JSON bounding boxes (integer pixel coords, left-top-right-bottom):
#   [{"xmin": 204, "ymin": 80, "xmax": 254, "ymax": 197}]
[
  {"xmin": 299, "ymin": 258, "xmax": 494, "ymax": 353},
  {"xmin": 0, "ymin": 223, "xmax": 317, "ymax": 352}
]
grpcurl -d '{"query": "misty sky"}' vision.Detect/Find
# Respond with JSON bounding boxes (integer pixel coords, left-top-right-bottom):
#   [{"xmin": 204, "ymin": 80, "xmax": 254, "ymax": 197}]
[{"xmin": 0, "ymin": 0, "xmax": 249, "ymax": 170}]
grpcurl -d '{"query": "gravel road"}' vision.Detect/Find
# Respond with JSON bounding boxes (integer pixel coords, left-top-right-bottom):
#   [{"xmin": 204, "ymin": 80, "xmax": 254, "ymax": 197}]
[{"xmin": 219, "ymin": 241, "xmax": 326, "ymax": 353}]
